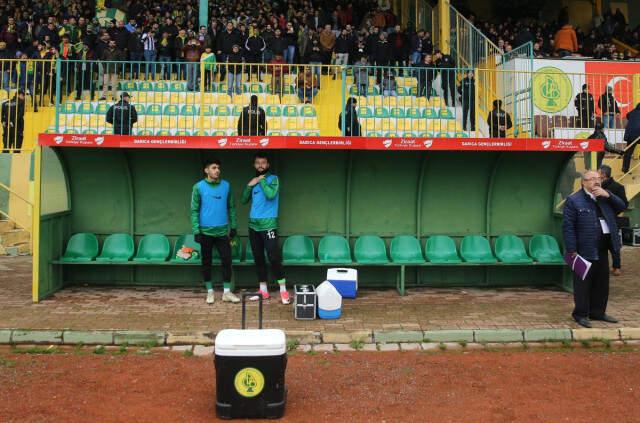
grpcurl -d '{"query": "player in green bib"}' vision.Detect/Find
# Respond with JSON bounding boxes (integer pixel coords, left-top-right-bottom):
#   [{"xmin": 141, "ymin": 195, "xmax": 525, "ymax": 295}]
[
  {"xmin": 241, "ymin": 153, "xmax": 289, "ymax": 304},
  {"xmin": 191, "ymin": 158, "xmax": 240, "ymax": 305}
]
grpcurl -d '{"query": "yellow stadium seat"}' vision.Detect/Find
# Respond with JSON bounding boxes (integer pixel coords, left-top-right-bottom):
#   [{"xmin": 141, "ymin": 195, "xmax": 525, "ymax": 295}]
[
  {"xmin": 161, "ymin": 116, "xmax": 178, "ymax": 129},
  {"xmin": 283, "ymin": 75, "xmax": 295, "ymax": 85},
  {"xmin": 169, "ymin": 92, "xmax": 181, "ymax": 103},
  {"xmin": 184, "ymin": 92, "xmax": 199, "ymax": 103},
  {"xmin": 369, "ymin": 96, "xmax": 384, "ymax": 106},
  {"xmin": 447, "ymin": 120, "xmax": 462, "ymax": 131},
  {"xmin": 177, "ymin": 116, "xmax": 196, "ymax": 129},
  {"xmin": 233, "ymin": 94, "xmax": 250, "ymax": 105},
  {"xmin": 415, "ymin": 97, "xmax": 429, "ymax": 107},
  {"xmin": 430, "ymin": 120, "xmax": 443, "ymax": 131},
  {"xmin": 265, "ymin": 95, "xmax": 281, "ymax": 105},
  {"xmin": 213, "ymin": 116, "xmax": 233, "ymax": 129},
  {"xmin": 429, "ymin": 97, "xmax": 443, "ymax": 108},
  {"xmin": 356, "ymin": 96, "xmax": 368, "ymax": 106},
  {"xmin": 143, "ymin": 116, "xmax": 160, "ymax": 128},
  {"xmin": 381, "ymin": 119, "xmax": 396, "ymax": 131},
  {"xmin": 413, "ymin": 119, "xmax": 427, "ymax": 131},
  {"xmin": 396, "ymin": 119, "xmax": 413, "ymax": 131},
  {"xmin": 203, "ymin": 93, "xmax": 216, "ymax": 103},
  {"xmin": 281, "ymin": 94, "xmax": 299, "ymax": 105},
  {"xmin": 217, "ymin": 94, "xmax": 232, "ymax": 104},
  {"xmin": 303, "ymin": 118, "xmax": 318, "ymax": 130},
  {"xmin": 397, "ymin": 97, "xmax": 415, "ymax": 107},
  {"xmin": 382, "ymin": 96, "xmax": 397, "ymax": 107},
  {"xmin": 284, "ymin": 117, "xmax": 298, "ymax": 130},
  {"xmin": 267, "ymin": 118, "xmax": 281, "ymax": 129},
  {"xmin": 198, "ymin": 117, "xmax": 213, "ymax": 129},
  {"xmin": 136, "ymin": 92, "xmax": 149, "ymax": 103}
]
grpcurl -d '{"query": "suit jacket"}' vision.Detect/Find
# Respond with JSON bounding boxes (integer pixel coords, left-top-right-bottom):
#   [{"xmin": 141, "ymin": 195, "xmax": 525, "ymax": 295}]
[{"xmin": 562, "ymin": 189, "xmax": 626, "ymax": 260}]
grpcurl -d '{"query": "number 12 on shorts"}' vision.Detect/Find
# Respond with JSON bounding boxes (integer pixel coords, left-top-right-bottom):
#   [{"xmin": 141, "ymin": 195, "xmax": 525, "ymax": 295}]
[{"xmin": 267, "ymin": 230, "xmax": 276, "ymax": 240}]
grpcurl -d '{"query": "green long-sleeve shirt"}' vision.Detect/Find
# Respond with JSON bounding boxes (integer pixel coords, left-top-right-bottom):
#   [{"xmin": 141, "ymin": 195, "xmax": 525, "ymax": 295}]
[
  {"xmin": 241, "ymin": 174, "xmax": 279, "ymax": 231},
  {"xmin": 190, "ymin": 179, "xmax": 237, "ymax": 237}
]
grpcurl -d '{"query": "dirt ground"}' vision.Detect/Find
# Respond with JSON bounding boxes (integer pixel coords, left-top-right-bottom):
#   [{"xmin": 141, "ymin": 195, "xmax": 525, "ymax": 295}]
[{"xmin": 1, "ymin": 349, "xmax": 639, "ymax": 423}]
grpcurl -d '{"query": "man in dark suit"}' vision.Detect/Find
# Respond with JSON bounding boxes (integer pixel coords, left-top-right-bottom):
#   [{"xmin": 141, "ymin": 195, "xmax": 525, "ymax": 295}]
[
  {"xmin": 562, "ymin": 170, "xmax": 626, "ymax": 328},
  {"xmin": 599, "ymin": 165, "xmax": 628, "ymax": 276}
]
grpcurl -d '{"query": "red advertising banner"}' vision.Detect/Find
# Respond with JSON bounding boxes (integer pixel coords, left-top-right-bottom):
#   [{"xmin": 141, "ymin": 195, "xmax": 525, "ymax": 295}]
[
  {"xmin": 584, "ymin": 62, "xmax": 640, "ymax": 117},
  {"xmin": 38, "ymin": 134, "xmax": 604, "ymax": 152}
]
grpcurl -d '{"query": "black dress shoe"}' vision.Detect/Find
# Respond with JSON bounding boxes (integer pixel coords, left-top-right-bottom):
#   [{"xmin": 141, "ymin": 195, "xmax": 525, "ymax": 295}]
[
  {"xmin": 575, "ymin": 317, "xmax": 592, "ymax": 328},
  {"xmin": 591, "ymin": 314, "xmax": 619, "ymax": 323}
]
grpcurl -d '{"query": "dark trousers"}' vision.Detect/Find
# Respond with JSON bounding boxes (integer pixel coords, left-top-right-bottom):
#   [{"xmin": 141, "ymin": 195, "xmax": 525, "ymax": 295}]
[
  {"xmin": 462, "ymin": 101, "xmax": 475, "ymax": 131},
  {"xmin": 441, "ymin": 74, "xmax": 456, "ymax": 106},
  {"xmin": 198, "ymin": 234, "xmax": 232, "ymax": 283},
  {"xmin": 249, "ymin": 228, "xmax": 284, "ymax": 282},
  {"xmin": 572, "ymin": 246, "xmax": 610, "ymax": 321},
  {"xmin": 418, "ymin": 80, "xmax": 432, "ymax": 99},
  {"xmin": 2, "ymin": 129, "xmax": 23, "ymax": 152},
  {"xmin": 622, "ymin": 140, "xmax": 636, "ymax": 173}
]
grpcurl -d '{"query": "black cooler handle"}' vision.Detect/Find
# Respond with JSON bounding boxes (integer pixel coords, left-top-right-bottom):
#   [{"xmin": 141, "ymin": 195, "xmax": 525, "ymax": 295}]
[{"xmin": 241, "ymin": 292, "xmax": 263, "ymax": 330}]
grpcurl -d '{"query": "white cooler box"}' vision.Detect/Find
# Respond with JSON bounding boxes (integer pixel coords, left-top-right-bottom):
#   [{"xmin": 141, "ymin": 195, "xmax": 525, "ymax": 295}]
[
  {"xmin": 316, "ymin": 281, "xmax": 342, "ymax": 319},
  {"xmin": 327, "ymin": 268, "xmax": 358, "ymax": 298}
]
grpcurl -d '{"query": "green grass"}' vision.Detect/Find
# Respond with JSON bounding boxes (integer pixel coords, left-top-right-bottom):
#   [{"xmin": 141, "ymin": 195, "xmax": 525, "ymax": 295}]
[
  {"xmin": 183, "ymin": 349, "xmax": 194, "ymax": 358},
  {"xmin": 438, "ymin": 342, "xmax": 447, "ymax": 351},
  {"xmin": 458, "ymin": 341, "xmax": 467, "ymax": 348},
  {"xmin": 349, "ymin": 339, "xmax": 365, "ymax": 351},
  {"xmin": 561, "ymin": 339, "xmax": 573, "ymax": 349},
  {"xmin": 286, "ymin": 339, "xmax": 300, "ymax": 352},
  {"xmin": 0, "ymin": 356, "xmax": 17, "ymax": 367},
  {"xmin": 93, "ymin": 345, "xmax": 106, "ymax": 355},
  {"xmin": 11, "ymin": 346, "xmax": 59, "ymax": 355}
]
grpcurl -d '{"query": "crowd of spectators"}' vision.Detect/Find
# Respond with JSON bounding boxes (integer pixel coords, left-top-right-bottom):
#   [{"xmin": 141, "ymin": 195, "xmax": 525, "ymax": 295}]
[{"xmin": 466, "ymin": 7, "xmax": 640, "ymax": 60}]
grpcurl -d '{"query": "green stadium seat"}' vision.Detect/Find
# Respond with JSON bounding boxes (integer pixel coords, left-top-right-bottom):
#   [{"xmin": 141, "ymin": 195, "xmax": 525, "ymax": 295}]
[
  {"xmin": 82, "ymin": 129, "xmax": 95, "ymax": 134},
  {"xmin": 120, "ymin": 81, "xmax": 138, "ymax": 91},
  {"xmin": 77, "ymin": 103, "xmax": 94, "ymax": 114},
  {"xmin": 366, "ymin": 85, "xmax": 380, "ymax": 96},
  {"xmin": 133, "ymin": 234, "xmax": 170, "ymax": 262},
  {"xmin": 529, "ymin": 235, "xmax": 564, "ymax": 263},
  {"xmin": 288, "ymin": 131, "xmax": 301, "ymax": 136},
  {"xmin": 45, "ymin": 127, "xmax": 56, "ymax": 133},
  {"xmin": 136, "ymin": 129, "xmax": 153, "ymax": 136},
  {"xmin": 402, "ymin": 132, "xmax": 418, "ymax": 137},
  {"xmin": 460, "ymin": 236, "xmax": 497, "ymax": 263},
  {"xmin": 436, "ymin": 132, "xmax": 450, "ymax": 138},
  {"xmin": 171, "ymin": 234, "xmax": 201, "ymax": 263},
  {"xmin": 374, "ymin": 107, "xmax": 389, "ymax": 118},
  {"xmin": 94, "ymin": 103, "xmax": 109, "ymax": 115},
  {"xmin": 154, "ymin": 81, "xmax": 169, "ymax": 92},
  {"xmin": 283, "ymin": 105, "xmax": 298, "ymax": 117},
  {"xmin": 418, "ymin": 132, "xmax": 434, "ymax": 137},
  {"xmin": 138, "ymin": 81, "xmax": 153, "ymax": 91},
  {"xmin": 202, "ymin": 105, "xmax": 214, "ymax": 116},
  {"xmin": 146, "ymin": 104, "xmax": 162, "ymax": 115},
  {"xmin": 163, "ymin": 104, "xmax": 179, "ymax": 116},
  {"xmin": 495, "ymin": 235, "xmax": 533, "ymax": 264},
  {"xmin": 175, "ymin": 130, "xmax": 191, "ymax": 136},
  {"xmin": 408, "ymin": 87, "xmax": 419, "ymax": 96},
  {"xmin": 354, "ymin": 235, "xmax": 388, "ymax": 264},
  {"xmin": 133, "ymin": 104, "xmax": 146, "ymax": 115},
  {"xmin": 300, "ymin": 105, "xmax": 317, "ymax": 117},
  {"xmin": 248, "ymin": 83, "xmax": 264, "ymax": 93},
  {"xmin": 155, "ymin": 129, "xmax": 171, "ymax": 136},
  {"xmin": 425, "ymin": 236, "xmax": 461, "ymax": 263},
  {"xmin": 423, "ymin": 108, "xmax": 437, "ymax": 118},
  {"xmin": 390, "ymin": 235, "xmax": 425, "ymax": 264},
  {"xmin": 96, "ymin": 233, "xmax": 135, "ymax": 262},
  {"xmin": 349, "ymin": 86, "xmax": 360, "ymax": 96},
  {"xmin": 60, "ymin": 103, "xmax": 75, "ymax": 114},
  {"xmin": 266, "ymin": 105, "xmax": 282, "ymax": 117},
  {"xmin": 306, "ymin": 131, "xmax": 320, "ymax": 136},
  {"xmin": 318, "ymin": 235, "xmax": 352, "ymax": 264},
  {"xmin": 232, "ymin": 105, "xmax": 243, "ymax": 116},
  {"xmin": 181, "ymin": 105, "xmax": 198, "ymax": 116},
  {"xmin": 63, "ymin": 129, "xmax": 77, "ymax": 134},
  {"xmin": 390, "ymin": 107, "xmax": 405, "ymax": 118},
  {"xmin": 406, "ymin": 107, "xmax": 421, "ymax": 119},
  {"xmin": 455, "ymin": 132, "xmax": 469, "ymax": 138},
  {"xmin": 211, "ymin": 130, "xmax": 227, "ymax": 136},
  {"xmin": 439, "ymin": 108, "xmax": 454, "ymax": 119},
  {"xmin": 244, "ymin": 241, "xmax": 254, "ymax": 263},
  {"xmin": 60, "ymin": 233, "xmax": 99, "ymax": 262},
  {"xmin": 170, "ymin": 81, "xmax": 186, "ymax": 92},
  {"xmin": 358, "ymin": 106, "xmax": 373, "ymax": 118},
  {"xmin": 384, "ymin": 132, "xmax": 399, "ymax": 137},
  {"xmin": 282, "ymin": 235, "xmax": 315, "ymax": 264},
  {"xmin": 215, "ymin": 105, "xmax": 231, "ymax": 116},
  {"xmin": 397, "ymin": 87, "xmax": 409, "ymax": 96}
]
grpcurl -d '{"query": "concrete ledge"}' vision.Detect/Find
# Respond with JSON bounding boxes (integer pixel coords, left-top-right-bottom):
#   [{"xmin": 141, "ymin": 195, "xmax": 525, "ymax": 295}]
[
  {"xmin": 285, "ymin": 330, "xmax": 321, "ymax": 344},
  {"xmin": 474, "ymin": 329, "xmax": 523, "ymax": 343},
  {"xmin": 374, "ymin": 330, "xmax": 423, "ymax": 344},
  {"xmin": 524, "ymin": 329, "xmax": 572, "ymax": 342},
  {"xmin": 0, "ymin": 330, "xmax": 12, "ymax": 343},
  {"xmin": 63, "ymin": 330, "xmax": 114, "ymax": 345},
  {"xmin": 167, "ymin": 332, "xmax": 214, "ymax": 346},
  {"xmin": 323, "ymin": 330, "xmax": 372, "ymax": 344},
  {"xmin": 423, "ymin": 330, "xmax": 474, "ymax": 343},
  {"xmin": 572, "ymin": 328, "xmax": 620, "ymax": 341},
  {"xmin": 114, "ymin": 331, "xmax": 166, "ymax": 346},
  {"xmin": 620, "ymin": 328, "xmax": 640, "ymax": 340},
  {"xmin": 12, "ymin": 330, "xmax": 63, "ymax": 344}
]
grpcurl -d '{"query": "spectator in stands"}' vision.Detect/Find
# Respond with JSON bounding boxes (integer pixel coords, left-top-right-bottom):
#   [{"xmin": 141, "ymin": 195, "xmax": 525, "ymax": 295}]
[
  {"xmin": 157, "ymin": 32, "xmax": 173, "ymax": 80},
  {"xmin": 586, "ymin": 122, "xmax": 623, "ymax": 170},
  {"xmin": 599, "ymin": 86, "xmax": 621, "ymax": 129},
  {"xmin": 183, "ymin": 38, "xmax": 203, "ymax": 91},
  {"xmin": 201, "ymin": 46, "xmax": 217, "ymax": 92},
  {"xmin": 284, "ymin": 21, "xmax": 297, "ymax": 64},
  {"xmin": 305, "ymin": 38, "xmax": 324, "ymax": 87},
  {"xmin": 59, "ymin": 35, "xmax": 75, "ymax": 96},
  {"xmin": 459, "ymin": 70, "xmax": 475, "ymax": 131},
  {"xmin": 388, "ymin": 25, "xmax": 408, "ymax": 67},
  {"xmin": 622, "ymin": 103, "xmax": 640, "ymax": 173},
  {"xmin": 599, "ymin": 164, "xmax": 628, "ymax": 277},
  {"xmin": 106, "ymin": 92, "xmax": 138, "ymax": 135},
  {"xmin": 237, "ymin": 94, "xmax": 266, "ymax": 136},
  {"xmin": 142, "ymin": 28, "xmax": 157, "ymax": 80},
  {"xmin": 226, "ymin": 44, "xmax": 244, "ymax": 97},
  {"xmin": 333, "ymin": 28, "xmax": 351, "ymax": 79},
  {"xmin": 174, "ymin": 29, "xmax": 188, "ymax": 80},
  {"xmin": 339, "ymin": 97, "xmax": 360, "ymax": 136},
  {"xmin": 296, "ymin": 67, "xmax": 319, "ymax": 103},
  {"xmin": 371, "ymin": 31, "xmax": 392, "ymax": 74},
  {"xmin": 1, "ymin": 89, "xmax": 25, "ymax": 153},
  {"xmin": 269, "ymin": 53, "xmax": 288, "ymax": 97},
  {"xmin": 319, "ymin": 24, "xmax": 336, "ymax": 66},
  {"xmin": 410, "ymin": 29, "xmax": 425, "ymax": 64},
  {"xmin": 269, "ymin": 28, "xmax": 288, "ymax": 66},
  {"xmin": 487, "ymin": 99, "xmax": 512, "ymax": 138},
  {"xmin": 128, "ymin": 26, "xmax": 144, "ymax": 80},
  {"xmin": 99, "ymin": 40, "xmax": 125, "ymax": 101},
  {"xmin": 415, "ymin": 53, "xmax": 436, "ymax": 99},
  {"xmin": 74, "ymin": 41, "xmax": 95, "ymax": 101},
  {"xmin": 562, "ymin": 169, "xmax": 625, "ymax": 328},
  {"xmin": 0, "ymin": 42, "xmax": 13, "ymax": 93},
  {"xmin": 435, "ymin": 50, "xmax": 456, "ymax": 107},
  {"xmin": 353, "ymin": 55, "xmax": 369, "ymax": 96},
  {"xmin": 575, "ymin": 84, "xmax": 595, "ymax": 128},
  {"xmin": 380, "ymin": 70, "xmax": 397, "ymax": 96},
  {"xmin": 245, "ymin": 28, "xmax": 266, "ymax": 81}
]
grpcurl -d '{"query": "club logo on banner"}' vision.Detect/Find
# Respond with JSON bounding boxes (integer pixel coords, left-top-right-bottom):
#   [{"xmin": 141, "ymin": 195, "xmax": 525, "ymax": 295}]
[{"xmin": 532, "ymin": 67, "xmax": 573, "ymax": 113}]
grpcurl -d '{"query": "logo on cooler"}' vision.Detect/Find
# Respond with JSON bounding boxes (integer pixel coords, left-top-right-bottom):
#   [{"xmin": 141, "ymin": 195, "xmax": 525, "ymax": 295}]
[
  {"xmin": 259, "ymin": 138, "xmax": 270, "ymax": 147},
  {"xmin": 218, "ymin": 138, "xmax": 228, "ymax": 147},
  {"xmin": 95, "ymin": 136, "xmax": 105, "ymax": 145},
  {"xmin": 54, "ymin": 136, "xmax": 64, "ymax": 144},
  {"xmin": 542, "ymin": 140, "xmax": 551, "ymax": 149},
  {"xmin": 383, "ymin": 139, "xmax": 392, "ymax": 148},
  {"xmin": 424, "ymin": 140, "xmax": 433, "ymax": 148}
]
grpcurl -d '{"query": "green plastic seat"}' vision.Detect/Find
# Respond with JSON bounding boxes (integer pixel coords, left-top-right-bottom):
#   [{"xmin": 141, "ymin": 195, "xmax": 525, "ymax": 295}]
[
  {"xmin": 460, "ymin": 236, "xmax": 497, "ymax": 263},
  {"xmin": 138, "ymin": 81, "xmax": 153, "ymax": 91},
  {"xmin": 155, "ymin": 129, "xmax": 171, "ymax": 136},
  {"xmin": 77, "ymin": 103, "xmax": 94, "ymax": 114},
  {"xmin": 95, "ymin": 103, "xmax": 109, "ymax": 115},
  {"xmin": 367, "ymin": 86, "xmax": 380, "ymax": 95},
  {"xmin": 406, "ymin": 107, "xmax": 421, "ymax": 119},
  {"xmin": 133, "ymin": 104, "xmax": 146, "ymax": 115},
  {"xmin": 266, "ymin": 105, "xmax": 282, "ymax": 117},
  {"xmin": 374, "ymin": 107, "xmax": 389, "ymax": 118},
  {"xmin": 358, "ymin": 106, "xmax": 373, "ymax": 118},
  {"xmin": 529, "ymin": 235, "xmax": 564, "ymax": 263},
  {"xmin": 300, "ymin": 105, "xmax": 317, "ymax": 117},
  {"xmin": 495, "ymin": 235, "xmax": 533, "ymax": 263},
  {"xmin": 133, "ymin": 234, "xmax": 170, "ymax": 262},
  {"xmin": 163, "ymin": 104, "xmax": 179, "ymax": 116},
  {"xmin": 181, "ymin": 105, "xmax": 198, "ymax": 116},
  {"xmin": 202, "ymin": 105, "xmax": 214, "ymax": 116},
  {"xmin": 60, "ymin": 103, "xmax": 75, "ymax": 114},
  {"xmin": 232, "ymin": 105, "xmax": 243, "ymax": 116},
  {"xmin": 119, "ymin": 81, "xmax": 138, "ymax": 91},
  {"xmin": 318, "ymin": 235, "xmax": 352, "ymax": 264},
  {"xmin": 215, "ymin": 105, "xmax": 231, "ymax": 116},
  {"xmin": 283, "ymin": 105, "xmax": 299, "ymax": 117},
  {"xmin": 170, "ymin": 81, "xmax": 186, "ymax": 92},
  {"xmin": 397, "ymin": 86, "xmax": 409, "ymax": 96},
  {"xmin": 384, "ymin": 132, "xmax": 399, "ymax": 137},
  {"xmin": 60, "ymin": 233, "xmax": 99, "ymax": 262},
  {"xmin": 422, "ymin": 108, "xmax": 437, "ymax": 118},
  {"xmin": 248, "ymin": 83, "xmax": 264, "ymax": 93},
  {"xmin": 455, "ymin": 132, "xmax": 469, "ymax": 138},
  {"xmin": 282, "ymin": 235, "xmax": 315, "ymax": 263},
  {"xmin": 171, "ymin": 234, "xmax": 201, "ymax": 263},
  {"xmin": 96, "ymin": 233, "xmax": 135, "ymax": 262},
  {"xmin": 354, "ymin": 235, "xmax": 388, "ymax": 264},
  {"xmin": 425, "ymin": 236, "xmax": 461, "ymax": 263},
  {"xmin": 390, "ymin": 107, "xmax": 405, "ymax": 118},
  {"xmin": 439, "ymin": 108, "xmax": 454, "ymax": 119},
  {"xmin": 136, "ymin": 129, "xmax": 153, "ymax": 136},
  {"xmin": 146, "ymin": 104, "xmax": 162, "ymax": 115},
  {"xmin": 390, "ymin": 235, "xmax": 425, "ymax": 264},
  {"xmin": 175, "ymin": 130, "xmax": 191, "ymax": 136},
  {"xmin": 154, "ymin": 81, "xmax": 169, "ymax": 92}
]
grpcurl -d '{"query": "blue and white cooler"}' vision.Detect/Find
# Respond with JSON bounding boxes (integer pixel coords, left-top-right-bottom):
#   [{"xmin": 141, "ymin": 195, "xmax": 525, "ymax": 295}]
[
  {"xmin": 215, "ymin": 294, "xmax": 287, "ymax": 419},
  {"xmin": 327, "ymin": 268, "xmax": 358, "ymax": 298},
  {"xmin": 316, "ymin": 281, "xmax": 342, "ymax": 319}
]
